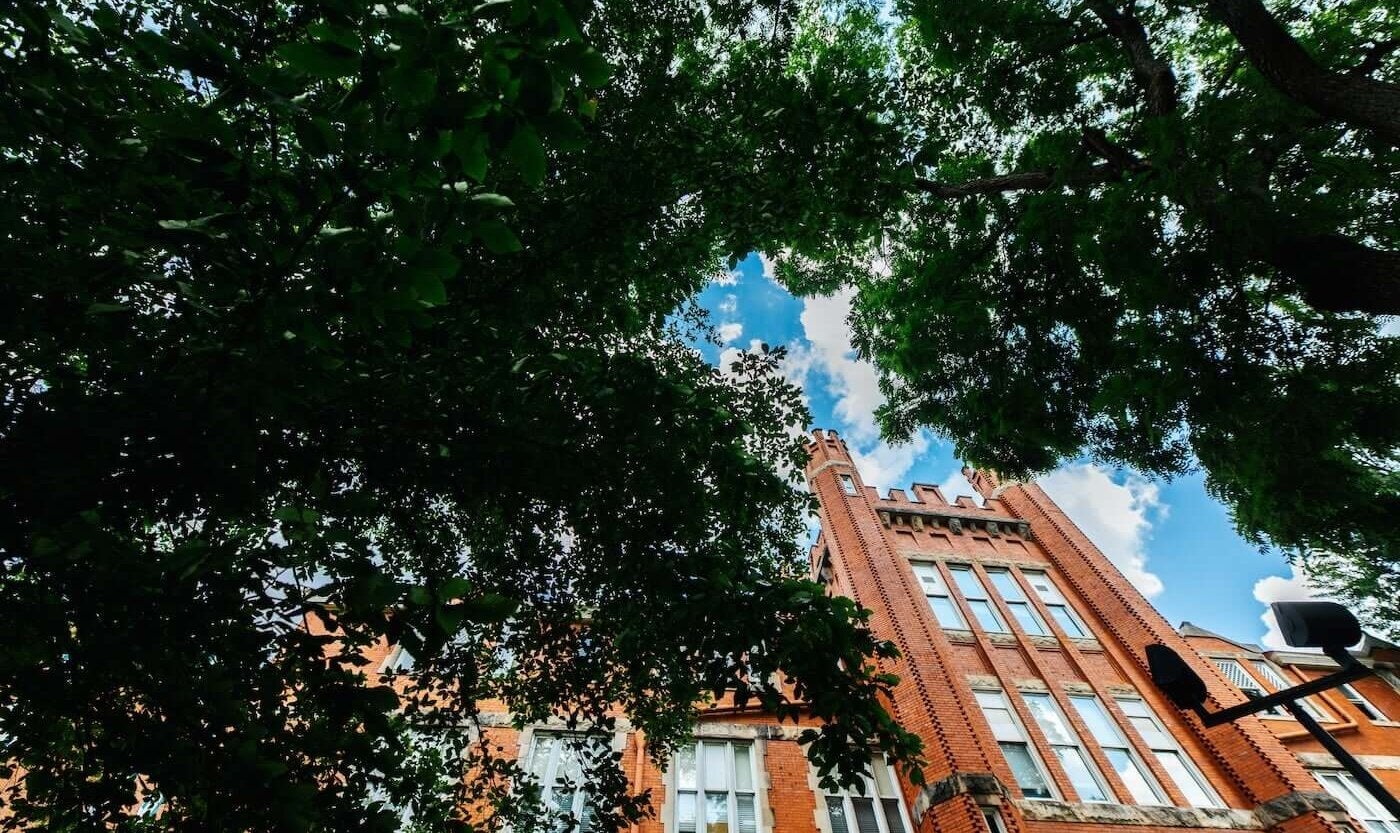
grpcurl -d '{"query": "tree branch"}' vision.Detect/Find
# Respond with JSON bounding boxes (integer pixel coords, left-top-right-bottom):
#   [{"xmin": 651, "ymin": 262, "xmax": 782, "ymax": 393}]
[
  {"xmin": 1083, "ymin": 0, "xmax": 1179, "ymax": 115},
  {"xmin": 913, "ymin": 164, "xmax": 1124, "ymax": 198},
  {"xmin": 1207, "ymin": 0, "xmax": 1400, "ymax": 143},
  {"xmin": 1267, "ymin": 233, "xmax": 1400, "ymax": 314},
  {"xmin": 1350, "ymin": 39, "xmax": 1399, "ymax": 78}
]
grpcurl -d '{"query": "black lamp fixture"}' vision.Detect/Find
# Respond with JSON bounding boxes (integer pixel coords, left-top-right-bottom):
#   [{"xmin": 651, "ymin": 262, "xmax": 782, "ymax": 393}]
[{"xmin": 1146, "ymin": 601, "xmax": 1399, "ymax": 817}]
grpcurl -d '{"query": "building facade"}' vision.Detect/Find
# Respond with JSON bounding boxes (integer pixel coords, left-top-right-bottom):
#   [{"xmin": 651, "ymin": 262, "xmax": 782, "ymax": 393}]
[{"xmin": 391, "ymin": 428, "xmax": 1400, "ymax": 833}]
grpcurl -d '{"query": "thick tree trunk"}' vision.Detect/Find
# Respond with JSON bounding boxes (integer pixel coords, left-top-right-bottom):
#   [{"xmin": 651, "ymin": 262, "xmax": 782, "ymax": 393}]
[
  {"xmin": 1269, "ymin": 233, "xmax": 1400, "ymax": 314},
  {"xmin": 1209, "ymin": 0, "xmax": 1400, "ymax": 143}
]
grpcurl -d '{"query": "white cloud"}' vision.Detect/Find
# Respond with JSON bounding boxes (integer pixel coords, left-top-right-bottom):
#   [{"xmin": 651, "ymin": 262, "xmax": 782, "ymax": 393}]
[
  {"xmin": 1039, "ymin": 465, "xmax": 1167, "ymax": 598},
  {"xmin": 717, "ymin": 293, "xmax": 738, "ymax": 316},
  {"xmin": 712, "ymin": 269, "xmax": 739, "ymax": 287},
  {"xmin": 1252, "ymin": 565, "xmax": 1329, "ymax": 650},
  {"xmin": 716, "ymin": 321, "xmax": 744, "ymax": 344},
  {"xmin": 791, "ymin": 287, "xmax": 883, "ymax": 442},
  {"xmin": 935, "ymin": 468, "xmax": 985, "ymax": 507},
  {"xmin": 778, "ymin": 286, "xmax": 930, "ymax": 491}
]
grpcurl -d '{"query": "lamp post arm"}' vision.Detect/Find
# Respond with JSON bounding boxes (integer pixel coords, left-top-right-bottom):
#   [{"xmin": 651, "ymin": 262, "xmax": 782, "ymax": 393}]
[
  {"xmin": 1283, "ymin": 698, "xmax": 1400, "ymax": 819},
  {"xmin": 1200, "ymin": 663, "xmax": 1372, "ymax": 726}
]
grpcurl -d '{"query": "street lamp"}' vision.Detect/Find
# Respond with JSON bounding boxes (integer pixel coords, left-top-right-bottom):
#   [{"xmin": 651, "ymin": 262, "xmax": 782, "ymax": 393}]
[{"xmin": 1146, "ymin": 601, "xmax": 1400, "ymax": 818}]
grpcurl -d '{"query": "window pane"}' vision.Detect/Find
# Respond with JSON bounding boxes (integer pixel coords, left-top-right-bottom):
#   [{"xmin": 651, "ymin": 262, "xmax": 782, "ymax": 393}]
[
  {"xmin": 1055, "ymin": 746, "xmax": 1107, "ymax": 802},
  {"xmin": 558, "ymin": 742, "xmax": 584, "ymax": 785},
  {"xmin": 1127, "ymin": 715, "xmax": 1170, "ymax": 749},
  {"xmin": 732, "ymin": 745, "xmax": 753, "ymax": 791},
  {"xmin": 1070, "ymin": 697, "xmax": 1123, "ymax": 746},
  {"xmin": 1024, "ymin": 694, "xmax": 1074, "ymax": 745},
  {"xmin": 969, "ymin": 600, "xmax": 1007, "ymax": 632},
  {"xmin": 1049, "ymin": 606, "xmax": 1086, "ymax": 637},
  {"xmin": 1008, "ymin": 603, "xmax": 1047, "ymax": 635},
  {"xmin": 677, "ymin": 792, "xmax": 697, "ymax": 833},
  {"xmin": 950, "ymin": 567, "xmax": 986, "ymax": 599},
  {"xmin": 1106, "ymin": 748, "xmax": 1162, "ymax": 804},
  {"xmin": 704, "ymin": 743, "xmax": 729, "ymax": 789},
  {"xmin": 982, "ymin": 704, "xmax": 1022, "ymax": 742},
  {"xmin": 840, "ymin": 475, "xmax": 858, "ymax": 495},
  {"xmin": 736, "ymin": 795, "xmax": 757, "ymax": 833},
  {"xmin": 871, "ymin": 756, "xmax": 895, "ymax": 796},
  {"xmin": 676, "ymin": 745, "xmax": 697, "ymax": 789},
  {"xmin": 987, "ymin": 571, "xmax": 1025, "ymax": 601},
  {"xmin": 1156, "ymin": 751, "xmax": 1216, "ymax": 808},
  {"xmin": 930, "ymin": 596, "xmax": 966, "ymax": 629},
  {"xmin": 704, "ymin": 792, "xmax": 730, "ymax": 833},
  {"xmin": 882, "ymin": 798, "xmax": 906, "ymax": 833},
  {"xmin": 531, "ymin": 735, "xmax": 557, "ymax": 780},
  {"xmin": 826, "ymin": 796, "xmax": 851, "ymax": 833},
  {"xmin": 852, "ymin": 797, "xmax": 880, "ymax": 833},
  {"xmin": 1001, "ymin": 743, "xmax": 1052, "ymax": 798}
]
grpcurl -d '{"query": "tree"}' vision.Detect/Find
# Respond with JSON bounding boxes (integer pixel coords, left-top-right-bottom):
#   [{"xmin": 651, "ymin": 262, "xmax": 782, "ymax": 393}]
[
  {"xmin": 0, "ymin": 1, "xmax": 921, "ymax": 829},
  {"xmin": 772, "ymin": 0, "xmax": 1399, "ymax": 630}
]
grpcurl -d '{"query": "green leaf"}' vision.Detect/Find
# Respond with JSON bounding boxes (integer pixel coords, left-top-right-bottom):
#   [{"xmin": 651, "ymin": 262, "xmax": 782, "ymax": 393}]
[
  {"xmin": 475, "ymin": 220, "xmax": 522, "ymax": 253},
  {"xmin": 471, "ymin": 193, "xmax": 515, "ymax": 209},
  {"xmin": 507, "ymin": 124, "xmax": 546, "ymax": 185},
  {"xmin": 572, "ymin": 47, "xmax": 613, "ymax": 87},
  {"xmin": 454, "ymin": 130, "xmax": 489, "ymax": 182},
  {"xmin": 276, "ymin": 41, "xmax": 359, "ymax": 78}
]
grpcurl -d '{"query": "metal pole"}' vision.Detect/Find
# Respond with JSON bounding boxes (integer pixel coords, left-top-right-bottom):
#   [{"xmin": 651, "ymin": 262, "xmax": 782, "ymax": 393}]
[{"xmin": 1283, "ymin": 698, "xmax": 1400, "ymax": 819}]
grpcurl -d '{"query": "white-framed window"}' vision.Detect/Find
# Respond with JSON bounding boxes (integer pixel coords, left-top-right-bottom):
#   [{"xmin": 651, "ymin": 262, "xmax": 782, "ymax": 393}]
[
  {"xmin": 526, "ymin": 732, "xmax": 607, "ymax": 833},
  {"xmin": 1022, "ymin": 693, "xmax": 1109, "ymax": 802},
  {"xmin": 948, "ymin": 566, "xmax": 1009, "ymax": 634},
  {"xmin": 1069, "ymin": 695, "xmax": 1167, "ymax": 805},
  {"xmin": 1114, "ymin": 697, "xmax": 1222, "ymax": 808},
  {"xmin": 982, "ymin": 809, "xmax": 1008, "ymax": 833},
  {"xmin": 1339, "ymin": 683, "xmax": 1388, "ymax": 721},
  {"xmin": 985, "ymin": 569, "xmax": 1049, "ymax": 636},
  {"xmin": 911, "ymin": 563, "xmax": 967, "ymax": 629},
  {"xmin": 839, "ymin": 474, "xmax": 858, "ymax": 496},
  {"xmin": 1021, "ymin": 570, "xmax": 1088, "ymax": 638},
  {"xmin": 820, "ymin": 754, "xmax": 911, "ymax": 833},
  {"xmin": 672, "ymin": 740, "xmax": 760, "ymax": 833},
  {"xmin": 380, "ymin": 644, "xmax": 417, "ymax": 675},
  {"xmin": 1312, "ymin": 770, "xmax": 1400, "ymax": 833},
  {"xmin": 974, "ymin": 690, "xmax": 1054, "ymax": 799},
  {"xmin": 1249, "ymin": 660, "xmax": 1330, "ymax": 722},
  {"xmin": 1212, "ymin": 659, "xmax": 1284, "ymax": 716}
]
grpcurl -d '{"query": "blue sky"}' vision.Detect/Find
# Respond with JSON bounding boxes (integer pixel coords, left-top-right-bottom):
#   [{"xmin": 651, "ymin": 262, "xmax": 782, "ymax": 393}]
[{"xmin": 693, "ymin": 254, "xmax": 1324, "ymax": 649}]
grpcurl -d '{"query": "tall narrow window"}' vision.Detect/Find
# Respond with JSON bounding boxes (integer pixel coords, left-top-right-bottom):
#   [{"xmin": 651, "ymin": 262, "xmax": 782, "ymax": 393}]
[
  {"xmin": 673, "ymin": 741, "xmax": 759, "ymax": 833},
  {"xmin": 1339, "ymin": 683, "xmax": 1388, "ymax": 721},
  {"xmin": 1115, "ymin": 698, "xmax": 1222, "ymax": 808},
  {"xmin": 839, "ymin": 474, "xmax": 858, "ymax": 496},
  {"xmin": 1249, "ymin": 660, "xmax": 1330, "ymax": 721},
  {"xmin": 380, "ymin": 644, "xmax": 417, "ymax": 675},
  {"xmin": 1312, "ymin": 770, "xmax": 1400, "ymax": 833},
  {"xmin": 912, "ymin": 563, "xmax": 966, "ymax": 629},
  {"xmin": 1022, "ymin": 693, "xmax": 1109, "ymax": 802},
  {"xmin": 975, "ymin": 690, "xmax": 1054, "ymax": 799},
  {"xmin": 820, "ymin": 754, "xmax": 911, "ymax": 833},
  {"xmin": 1021, "ymin": 570, "xmax": 1088, "ymax": 638},
  {"xmin": 1069, "ymin": 695, "xmax": 1166, "ymax": 805},
  {"xmin": 527, "ymin": 732, "xmax": 607, "ymax": 833},
  {"xmin": 1212, "ymin": 659, "xmax": 1284, "ymax": 716},
  {"xmin": 948, "ymin": 566, "xmax": 1008, "ymax": 633},
  {"xmin": 985, "ymin": 569, "xmax": 1048, "ymax": 636}
]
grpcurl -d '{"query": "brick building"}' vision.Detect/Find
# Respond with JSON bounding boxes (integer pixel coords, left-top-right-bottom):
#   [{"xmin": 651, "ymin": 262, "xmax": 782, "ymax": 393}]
[{"xmin": 383, "ymin": 428, "xmax": 1400, "ymax": 833}]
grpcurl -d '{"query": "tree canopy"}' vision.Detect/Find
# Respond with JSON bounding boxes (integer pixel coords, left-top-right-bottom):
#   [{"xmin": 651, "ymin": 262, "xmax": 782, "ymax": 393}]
[
  {"xmin": 0, "ymin": 1, "xmax": 920, "ymax": 829},
  {"xmin": 771, "ymin": 0, "xmax": 1399, "ymax": 629},
  {"xmin": 4, "ymin": 0, "xmax": 1399, "ymax": 828}
]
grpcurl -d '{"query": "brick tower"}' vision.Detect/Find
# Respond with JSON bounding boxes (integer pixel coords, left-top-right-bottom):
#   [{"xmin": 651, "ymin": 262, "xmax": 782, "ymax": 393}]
[{"xmin": 804, "ymin": 428, "xmax": 1354, "ymax": 833}]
